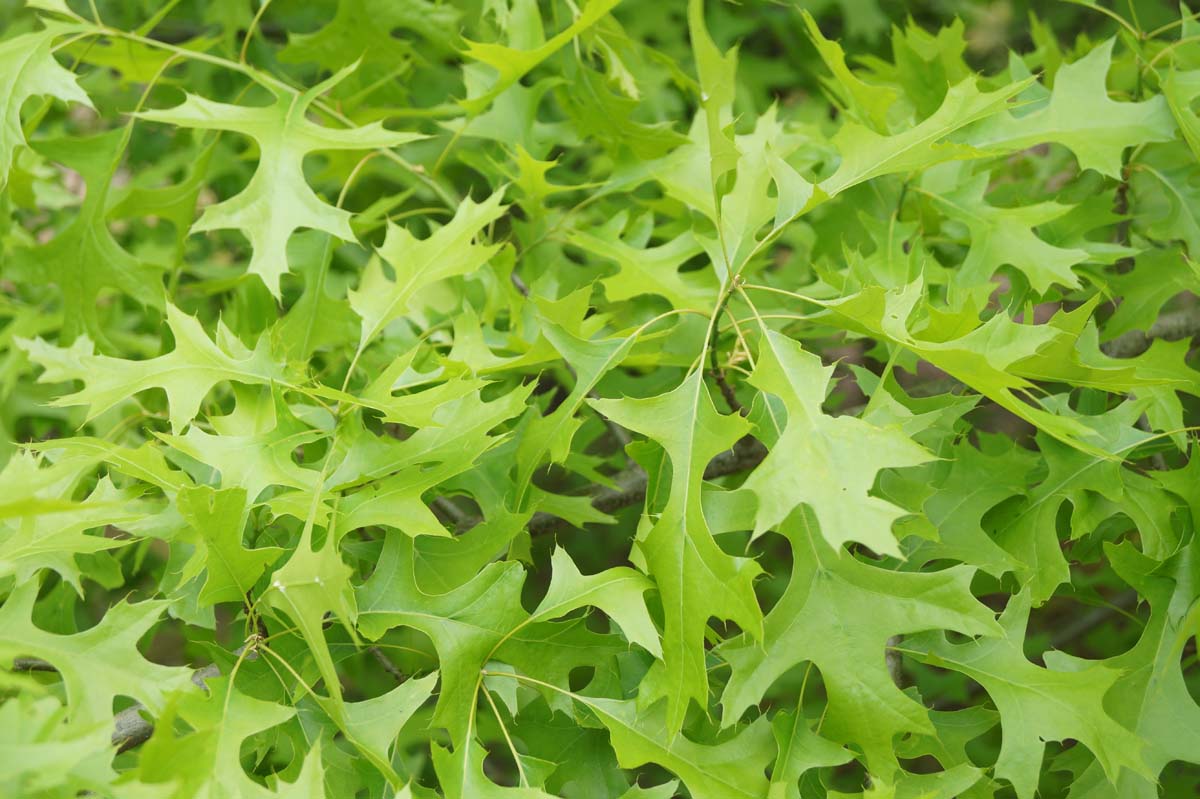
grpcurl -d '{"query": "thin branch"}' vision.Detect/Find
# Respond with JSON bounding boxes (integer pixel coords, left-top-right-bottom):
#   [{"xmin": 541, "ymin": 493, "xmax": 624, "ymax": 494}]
[
  {"xmin": 432, "ymin": 496, "xmax": 469, "ymax": 524},
  {"xmin": 1101, "ymin": 308, "xmax": 1200, "ymax": 358},
  {"xmin": 509, "ymin": 272, "xmax": 531, "ymax": 297},
  {"xmin": 14, "ymin": 658, "xmax": 233, "ymax": 752},
  {"xmin": 708, "ymin": 284, "xmax": 746, "ymax": 415},
  {"xmin": 370, "ymin": 645, "xmax": 406, "ymax": 683},
  {"xmin": 710, "ymin": 366, "xmax": 745, "ymax": 416},
  {"xmin": 115, "ymin": 663, "xmax": 221, "ymax": 751}
]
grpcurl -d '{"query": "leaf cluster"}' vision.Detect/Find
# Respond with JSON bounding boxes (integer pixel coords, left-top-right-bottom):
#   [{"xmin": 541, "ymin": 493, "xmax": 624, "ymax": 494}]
[{"xmin": 2, "ymin": 1, "xmax": 1200, "ymax": 798}]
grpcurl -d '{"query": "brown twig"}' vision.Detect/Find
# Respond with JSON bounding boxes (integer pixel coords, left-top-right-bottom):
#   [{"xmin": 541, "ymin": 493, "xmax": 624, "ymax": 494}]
[
  {"xmin": 370, "ymin": 645, "xmax": 406, "ymax": 683},
  {"xmin": 1101, "ymin": 308, "xmax": 1200, "ymax": 358},
  {"xmin": 710, "ymin": 366, "xmax": 746, "ymax": 416},
  {"xmin": 14, "ymin": 657, "xmax": 230, "ymax": 751}
]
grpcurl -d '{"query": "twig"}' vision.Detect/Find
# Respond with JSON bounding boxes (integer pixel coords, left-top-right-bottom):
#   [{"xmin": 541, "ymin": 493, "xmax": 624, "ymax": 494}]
[
  {"xmin": 1101, "ymin": 308, "xmax": 1200, "ymax": 358},
  {"xmin": 115, "ymin": 664, "xmax": 221, "ymax": 751},
  {"xmin": 432, "ymin": 496, "xmax": 469, "ymax": 524},
  {"xmin": 710, "ymin": 366, "xmax": 745, "ymax": 416},
  {"xmin": 370, "ymin": 646, "xmax": 406, "ymax": 683},
  {"xmin": 14, "ymin": 658, "xmax": 235, "ymax": 752},
  {"xmin": 708, "ymin": 284, "xmax": 746, "ymax": 416}
]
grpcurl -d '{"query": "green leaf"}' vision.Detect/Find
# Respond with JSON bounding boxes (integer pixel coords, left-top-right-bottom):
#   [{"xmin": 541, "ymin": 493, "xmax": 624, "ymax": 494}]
[
  {"xmin": 964, "ymin": 39, "xmax": 1176, "ymax": 178},
  {"xmin": 719, "ymin": 510, "xmax": 1000, "ymax": 778},
  {"xmin": 460, "ymin": 0, "xmax": 622, "ymax": 115},
  {"xmin": 0, "ymin": 694, "xmax": 116, "ymax": 798},
  {"xmin": 357, "ymin": 533, "xmax": 658, "ymax": 741},
  {"xmin": 769, "ymin": 708, "xmax": 853, "ymax": 799},
  {"xmin": 820, "ymin": 77, "xmax": 1030, "ymax": 197},
  {"xmin": 0, "ymin": 22, "xmax": 92, "ymax": 187},
  {"xmin": 585, "ymin": 696, "xmax": 775, "ymax": 799},
  {"xmin": 349, "ymin": 190, "xmax": 507, "ymax": 349},
  {"xmin": 432, "ymin": 736, "xmax": 558, "ymax": 798},
  {"xmin": 20, "ymin": 304, "xmax": 288, "ymax": 433},
  {"xmin": 1131, "ymin": 142, "xmax": 1200, "ymax": 256},
  {"xmin": 909, "ymin": 437, "xmax": 1030, "ymax": 578},
  {"xmin": 0, "ymin": 450, "xmax": 160, "ymax": 590},
  {"xmin": 802, "ymin": 10, "xmax": 898, "ymax": 132},
  {"xmin": 825, "ymin": 281, "xmax": 1120, "ymax": 453},
  {"xmin": 513, "ymin": 321, "xmax": 636, "ymax": 505},
  {"xmin": 1051, "ymin": 542, "xmax": 1200, "ymax": 797},
  {"xmin": 909, "ymin": 589, "xmax": 1153, "ymax": 799},
  {"xmin": 566, "ymin": 221, "xmax": 717, "ymax": 312},
  {"xmin": 344, "ymin": 671, "xmax": 438, "ymax": 766},
  {"xmin": 7, "ymin": 4, "xmax": 1200, "ymax": 796},
  {"xmin": 687, "ymin": 0, "xmax": 739, "ymax": 195},
  {"xmin": 176, "ymin": 485, "xmax": 283, "ymax": 605},
  {"xmin": 157, "ymin": 388, "xmax": 322, "ymax": 502},
  {"xmin": 0, "ymin": 579, "xmax": 195, "ymax": 727},
  {"xmin": 590, "ymin": 370, "xmax": 763, "ymax": 734},
  {"xmin": 738, "ymin": 330, "xmax": 931, "ymax": 555},
  {"xmin": 137, "ymin": 67, "xmax": 422, "ymax": 296},
  {"xmin": 138, "ymin": 675, "xmax": 300, "ymax": 798},
  {"xmin": 263, "ymin": 518, "xmax": 358, "ymax": 721},
  {"xmin": 279, "ymin": 0, "xmax": 459, "ymax": 72},
  {"xmin": 921, "ymin": 165, "xmax": 1089, "ymax": 294},
  {"xmin": 11, "ymin": 131, "xmax": 164, "ymax": 343}
]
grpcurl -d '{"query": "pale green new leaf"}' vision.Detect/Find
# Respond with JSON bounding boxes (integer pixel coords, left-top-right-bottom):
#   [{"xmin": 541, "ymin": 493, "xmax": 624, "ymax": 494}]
[
  {"xmin": 0, "ymin": 473, "xmax": 153, "ymax": 591},
  {"xmin": 12, "ymin": 131, "xmax": 164, "ymax": 343},
  {"xmin": 0, "ymin": 580, "xmax": 195, "ymax": 727},
  {"xmin": 922, "ymin": 167, "xmax": 1089, "ymax": 293},
  {"xmin": 432, "ymin": 736, "xmax": 558, "ymax": 798},
  {"xmin": 0, "ymin": 22, "xmax": 92, "ymax": 186},
  {"xmin": 964, "ymin": 39, "xmax": 1176, "ymax": 178},
  {"xmin": 138, "ymin": 676, "xmax": 299, "ymax": 799},
  {"xmin": 349, "ymin": 190, "xmax": 507, "ymax": 349},
  {"xmin": 820, "ymin": 77, "xmax": 1030, "ymax": 197},
  {"xmin": 738, "ymin": 331, "xmax": 931, "ymax": 554},
  {"xmin": 826, "ymin": 281, "xmax": 1102, "ymax": 452},
  {"xmin": 263, "ymin": 520, "xmax": 358, "ymax": 722},
  {"xmin": 20, "ymin": 304, "xmax": 287, "ymax": 433},
  {"xmin": 566, "ymin": 222, "xmax": 716, "ymax": 312},
  {"xmin": 513, "ymin": 321, "xmax": 637, "ymax": 506},
  {"xmin": 344, "ymin": 672, "xmax": 438, "ymax": 767},
  {"xmin": 1055, "ymin": 542, "xmax": 1200, "ymax": 798},
  {"xmin": 769, "ymin": 709, "xmax": 853, "ymax": 799},
  {"xmin": 0, "ymin": 694, "xmax": 116, "ymax": 798},
  {"xmin": 590, "ymin": 371, "xmax": 762, "ymax": 734},
  {"xmin": 357, "ymin": 533, "xmax": 659, "ymax": 741},
  {"xmin": 687, "ymin": 0, "xmax": 739, "ymax": 193},
  {"xmin": 802, "ymin": 10, "xmax": 898, "ymax": 131},
  {"xmin": 176, "ymin": 486, "xmax": 283, "ymax": 605},
  {"xmin": 460, "ymin": 0, "xmax": 621, "ymax": 115},
  {"xmin": 156, "ymin": 389, "xmax": 322, "ymax": 502},
  {"xmin": 136, "ymin": 66, "xmax": 422, "ymax": 296}
]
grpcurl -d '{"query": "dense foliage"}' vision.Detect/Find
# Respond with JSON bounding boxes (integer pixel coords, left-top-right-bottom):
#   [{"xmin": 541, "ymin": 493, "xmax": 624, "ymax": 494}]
[{"xmin": 3, "ymin": 0, "xmax": 1200, "ymax": 796}]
